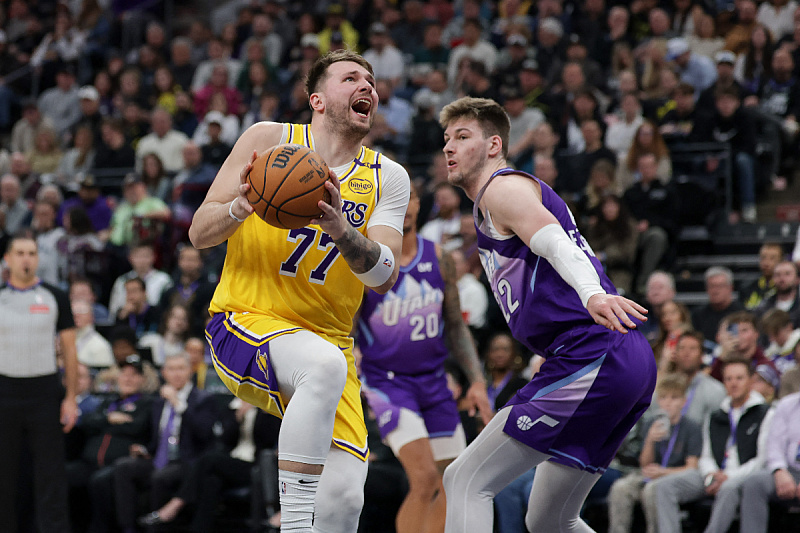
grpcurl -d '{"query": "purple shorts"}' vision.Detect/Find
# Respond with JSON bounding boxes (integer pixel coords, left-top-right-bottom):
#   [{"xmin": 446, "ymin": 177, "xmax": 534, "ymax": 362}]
[
  {"xmin": 361, "ymin": 366, "xmax": 460, "ymax": 441},
  {"xmin": 503, "ymin": 325, "xmax": 656, "ymax": 473}
]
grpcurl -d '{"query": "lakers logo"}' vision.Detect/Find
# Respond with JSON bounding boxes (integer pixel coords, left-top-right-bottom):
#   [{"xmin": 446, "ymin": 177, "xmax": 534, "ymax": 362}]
[
  {"xmin": 348, "ymin": 178, "xmax": 373, "ymax": 195},
  {"xmin": 256, "ymin": 348, "xmax": 269, "ymax": 381}
]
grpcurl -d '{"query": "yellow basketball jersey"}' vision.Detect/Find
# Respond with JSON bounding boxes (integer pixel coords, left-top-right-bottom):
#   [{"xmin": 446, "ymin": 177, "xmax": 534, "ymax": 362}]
[{"xmin": 210, "ymin": 124, "xmax": 385, "ymax": 339}]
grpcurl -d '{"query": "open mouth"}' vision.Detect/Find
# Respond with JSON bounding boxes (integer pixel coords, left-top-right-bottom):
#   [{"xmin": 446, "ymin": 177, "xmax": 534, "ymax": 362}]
[
  {"xmin": 352, "ymin": 98, "xmax": 371, "ymax": 118},
  {"xmin": 447, "ymin": 159, "xmax": 457, "ymax": 169}
]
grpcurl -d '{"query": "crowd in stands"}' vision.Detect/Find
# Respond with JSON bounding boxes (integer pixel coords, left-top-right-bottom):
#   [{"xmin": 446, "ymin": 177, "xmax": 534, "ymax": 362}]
[{"xmin": 3, "ymin": 0, "xmax": 800, "ymax": 531}]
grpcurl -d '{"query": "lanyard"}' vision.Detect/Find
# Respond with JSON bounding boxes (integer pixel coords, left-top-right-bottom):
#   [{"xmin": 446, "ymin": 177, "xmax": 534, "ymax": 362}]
[
  {"xmin": 681, "ymin": 386, "xmax": 696, "ymax": 417},
  {"xmin": 721, "ymin": 407, "xmax": 740, "ymax": 469},
  {"xmin": 660, "ymin": 422, "xmax": 681, "ymax": 468}
]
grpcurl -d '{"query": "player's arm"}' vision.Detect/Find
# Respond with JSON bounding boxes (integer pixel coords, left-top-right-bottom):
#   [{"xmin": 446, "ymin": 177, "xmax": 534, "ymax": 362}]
[
  {"xmin": 483, "ymin": 175, "xmax": 646, "ymax": 333},
  {"xmin": 439, "ymin": 247, "xmax": 493, "ymax": 424},
  {"xmin": 189, "ymin": 122, "xmax": 283, "ymax": 249}
]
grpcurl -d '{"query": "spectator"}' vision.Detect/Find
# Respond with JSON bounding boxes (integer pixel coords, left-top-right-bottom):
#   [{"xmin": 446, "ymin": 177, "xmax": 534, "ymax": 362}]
[
  {"xmin": 77, "ymin": 354, "xmax": 152, "ymax": 533},
  {"xmin": 533, "ymin": 155, "xmax": 559, "ymax": 190},
  {"xmin": 665, "ymin": 36, "xmax": 718, "ymax": 94},
  {"xmin": 27, "ymin": 126, "xmax": 63, "ymax": 177},
  {"xmin": 559, "ymin": 89, "xmax": 605, "ymax": 156},
  {"xmin": 451, "ymin": 247, "xmax": 488, "ymax": 331},
  {"xmin": 584, "ymin": 195, "xmax": 638, "ymax": 296},
  {"xmin": 622, "ymin": 152, "xmax": 680, "ymax": 295},
  {"xmin": 0, "ymin": 173, "xmax": 31, "ymax": 234},
  {"xmin": 447, "ymin": 17, "xmax": 498, "ymax": 86},
  {"xmin": 193, "ymin": 101, "xmax": 239, "ymax": 150},
  {"xmin": 762, "ymin": 308, "xmax": 800, "ymax": 372},
  {"xmin": 605, "ymin": 92, "xmax": 645, "ymax": 164},
  {"xmin": 725, "ymin": 0, "xmax": 760, "ymax": 55},
  {"xmin": 650, "ymin": 358, "xmax": 773, "ymax": 533},
  {"xmin": 685, "ymin": 12, "xmax": 725, "ymax": 60},
  {"xmin": 642, "ymin": 271, "xmax": 678, "ymax": 345},
  {"xmin": 70, "ymin": 278, "xmax": 111, "ymax": 327},
  {"xmin": 31, "ymin": 200, "xmax": 66, "ymax": 286},
  {"xmin": 568, "ymin": 119, "xmax": 616, "ymax": 197},
  {"xmin": 778, "ymin": 342, "xmax": 800, "ymax": 397},
  {"xmin": 135, "ymin": 108, "xmax": 190, "ymax": 174},
  {"xmin": 757, "ymin": 0, "xmax": 798, "ymax": 41},
  {"xmin": 484, "ymin": 332, "xmax": 529, "ymax": 412},
  {"xmin": 362, "ymin": 22, "xmax": 406, "ymax": 88},
  {"xmin": 190, "ymin": 37, "xmax": 242, "ymax": 93},
  {"xmin": 755, "ymin": 47, "xmax": 800, "ymax": 139},
  {"xmin": 237, "ymin": 56, "xmax": 280, "ymax": 118},
  {"xmin": 695, "ymin": 85, "xmax": 759, "ymax": 223},
  {"xmin": 149, "ymin": 66, "xmax": 182, "ymax": 116},
  {"xmin": 390, "ymin": 0, "xmax": 429, "ymax": 56},
  {"xmin": 740, "ymin": 390, "xmax": 800, "ymax": 531},
  {"xmin": 240, "ymin": 91, "xmax": 280, "ymax": 133},
  {"xmin": 755, "ymin": 260, "xmax": 800, "ymax": 325},
  {"xmin": 698, "ymin": 50, "xmax": 747, "ymax": 111},
  {"xmin": 607, "ymin": 373, "xmax": 702, "ymax": 533},
  {"xmin": 173, "ymin": 92, "xmax": 199, "ymax": 138},
  {"xmin": 108, "ymin": 173, "xmax": 171, "ymax": 248},
  {"xmin": 734, "ymin": 24, "xmax": 775, "ymax": 96},
  {"xmin": 158, "ymin": 245, "xmax": 215, "ymax": 337},
  {"xmin": 618, "ymin": 120, "xmax": 672, "ymax": 192},
  {"xmin": 171, "ymin": 142, "xmax": 217, "ymax": 228},
  {"xmin": 672, "ymin": 330, "xmax": 727, "ymax": 426},
  {"xmin": 517, "ymin": 59, "xmax": 551, "ymax": 116},
  {"xmin": 93, "ymin": 118, "xmax": 137, "ymax": 185},
  {"xmin": 58, "ymin": 206, "xmax": 106, "ymax": 285},
  {"xmin": 691, "ymin": 266, "xmax": 744, "ymax": 345},
  {"xmin": 753, "ymin": 363, "xmax": 781, "ymax": 403},
  {"xmin": 115, "ymin": 277, "xmax": 161, "ymax": 339},
  {"xmin": 108, "ymin": 243, "xmax": 173, "ymax": 318},
  {"xmin": 37, "ymin": 65, "xmax": 82, "ymax": 137},
  {"xmin": 192, "ymin": 63, "xmax": 242, "ymax": 121},
  {"xmin": 653, "ymin": 300, "xmax": 693, "ymax": 371},
  {"xmin": 112, "ymin": 352, "xmax": 218, "ymax": 533},
  {"xmin": 582, "ymin": 159, "xmax": 619, "ymax": 214},
  {"xmin": 94, "ymin": 326, "xmax": 160, "ymax": 394},
  {"xmin": 71, "ymin": 85, "xmax": 104, "ymax": 145},
  {"xmin": 658, "ymin": 82, "xmax": 700, "ymax": 144},
  {"xmin": 140, "ymin": 153, "xmax": 171, "ymax": 203},
  {"xmin": 245, "ymin": 12, "xmax": 283, "ymax": 70},
  {"xmin": 419, "ymin": 182, "xmax": 463, "ymax": 251},
  {"xmin": 71, "ymin": 299, "xmax": 114, "ymax": 368},
  {"xmin": 710, "ymin": 311, "xmax": 779, "ymax": 382},
  {"xmin": 502, "ymin": 86, "xmax": 546, "ymax": 167},
  {"xmin": 56, "ymin": 173, "xmax": 112, "ymax": 235},
  {"xmin": 741, "ymin": 242, "xmax": 783, "ymax": 310},
  {"xmin": 316, "ymin": 3, "xmax": 360, "ymax": 55},
  {"xmin": 10, "ymin": 99, "xmax": 56, "ymax": 154},
  {"xmin": 139, "ymin": 303, "xmax": 191, "ymax": 367},
  {"xmin": 57, "ymin": 124, "xmax": 95, "ymax": 189},
  {"xmin": 168, "ymin": 37, "xmax": 197, "ymax": 92},
  {"xmin": 455, "ymin": 58, "xmax": 500, "ymax": 102}
]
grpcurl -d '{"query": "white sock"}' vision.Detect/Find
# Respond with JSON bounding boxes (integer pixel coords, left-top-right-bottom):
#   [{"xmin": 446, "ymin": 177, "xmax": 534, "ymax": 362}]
[{"xmin": 278, "ymin": 469, "xmax": 320, "ymax": 532}]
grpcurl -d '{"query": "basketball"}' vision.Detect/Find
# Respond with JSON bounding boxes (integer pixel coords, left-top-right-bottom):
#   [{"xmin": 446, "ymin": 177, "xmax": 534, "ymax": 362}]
[{"xmin": 246, "ymin": 144, "xmax": 331, "ymax": 229}]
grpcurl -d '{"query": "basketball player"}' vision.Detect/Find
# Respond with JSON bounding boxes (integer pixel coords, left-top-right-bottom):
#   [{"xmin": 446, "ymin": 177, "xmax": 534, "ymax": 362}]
[
  {"xmin": 437, "ymin": 97, "xmax": 657, "ymax": 532},
  {"xmin": 357, "ymin": 185, "xmax": 492, "ymax": 533},
  {"xmin": 188, "ymin": 50, "xmax": 410, "ymax": 532}
]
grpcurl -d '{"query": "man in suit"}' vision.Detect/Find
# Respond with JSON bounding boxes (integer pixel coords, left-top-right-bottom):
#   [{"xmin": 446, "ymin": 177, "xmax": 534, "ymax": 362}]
[{"xmin": 112, "ymin": 352, "xmax": 218, "ymax": 533}]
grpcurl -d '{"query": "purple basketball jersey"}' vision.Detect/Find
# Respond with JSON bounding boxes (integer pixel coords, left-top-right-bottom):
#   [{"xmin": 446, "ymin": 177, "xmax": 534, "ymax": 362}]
[
  {"xmin": 474, "ymin": 168, "xmax": 619, "ymax": 356},
  {"xmin": 358, "ymin": 236, "xmax": 449, "ymax": 375}
]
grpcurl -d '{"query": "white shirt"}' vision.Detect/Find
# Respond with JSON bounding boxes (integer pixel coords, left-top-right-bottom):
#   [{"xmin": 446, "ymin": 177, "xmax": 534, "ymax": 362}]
[
  {"xmin": 363, "ymin": 45, "xmax": 407, "ymax": 84},
  {"xmin": 457, "ymin": 273, "xmax": 489, "ymax": 329},
  {"xmin": 108, "ymin": 269, "xmax": 174, "ymax": 317},
  {"xmin": 757, "ymin": 0, "xmax": 798, "ymax": 40},
  {"xmin": 75, "ymin": 325, "xmax": 114, "ymax": 367},
  {"xmin": 605, "ymin": 115, "xmax": 645, "ymax": 162},
  {"xmin": 135, "ymin": 130, "xmax": 190, "ymax": 174},
  {"xmin": 447, "ymin": 40, "xmax": 499, "ymax": 85}
]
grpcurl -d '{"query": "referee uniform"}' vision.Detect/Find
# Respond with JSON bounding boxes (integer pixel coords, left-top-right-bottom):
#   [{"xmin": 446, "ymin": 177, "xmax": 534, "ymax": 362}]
[{"xmin": 0, "ymin": 280, "xmax": 75, "ymax": 533}]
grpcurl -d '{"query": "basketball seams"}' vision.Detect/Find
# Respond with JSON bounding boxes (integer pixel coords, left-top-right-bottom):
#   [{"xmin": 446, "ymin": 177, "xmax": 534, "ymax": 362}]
[{"xmin": 266, "ymin": 147, "xmax": 312, "ymax": 206}]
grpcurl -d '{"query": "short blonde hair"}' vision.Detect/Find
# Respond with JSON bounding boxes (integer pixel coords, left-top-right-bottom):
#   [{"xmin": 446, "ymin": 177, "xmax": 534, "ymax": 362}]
[{"xmin": 439, "ymin": 97, "xmax": 510, "ymax": 158}]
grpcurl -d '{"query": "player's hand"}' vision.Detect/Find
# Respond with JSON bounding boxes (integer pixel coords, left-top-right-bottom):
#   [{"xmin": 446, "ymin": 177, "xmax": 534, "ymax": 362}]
[
  {"xmin": 231, "ymin": 150, "xmax": 257, "ymax": 221},
  {"xmin": 465, "ymin": 381, "xmax": 494, "ymax": 426},
  {"xmin": 61, "ymin": 396, "xmax": 79, "ymax": 433},
  {"xmin": 313, "ymin": 170, "xmax": 349, "ymax": 240},
  {"xmin": 775, "ymin": 469, "xmax": 797, "ymax": 500},
  {"xmin": 586, "ymin": 294, "xmax": 647, "ymax": 334}
]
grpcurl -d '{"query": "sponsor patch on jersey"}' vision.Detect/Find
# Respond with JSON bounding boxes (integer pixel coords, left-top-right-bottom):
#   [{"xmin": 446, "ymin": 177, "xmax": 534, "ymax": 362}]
[
  {"xmin": 29, "ymin": 304, "xmax": 50, "ymax": 314},
  {"xmin": 348, "ymin": 178, "xmax": 374, "ymax": 195}
]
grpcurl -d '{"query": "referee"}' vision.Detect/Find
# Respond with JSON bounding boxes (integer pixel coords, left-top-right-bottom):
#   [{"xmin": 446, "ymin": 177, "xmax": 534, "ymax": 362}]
[{"xmin": 0, "ymin": 233, "xmax": 79, "ymax": 533}]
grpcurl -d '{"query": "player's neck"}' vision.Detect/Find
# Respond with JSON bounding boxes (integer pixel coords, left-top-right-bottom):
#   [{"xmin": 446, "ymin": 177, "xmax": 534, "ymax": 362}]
[
  {"xmin": 309, "ymin": 123, "xmax": 363, "ymax": 167},
  {"xmin": 465, "ymin": 158, "xmax": 509, "ymax": 202},
  {"xmin": 400, "ymin": 231, "xmax": 418, "ymax": 266}
]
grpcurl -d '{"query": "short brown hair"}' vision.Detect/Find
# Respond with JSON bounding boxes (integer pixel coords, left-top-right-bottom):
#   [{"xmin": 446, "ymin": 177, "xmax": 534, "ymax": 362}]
[
  {"xmin": 439, "ymin": 97, "xmax": 511, "ymax": 158},
  {"xmin": 761, "ymin": 308, "xmax": 793, "ymax": 337},
  {"xmin": 678, "ymin": 329, "xmax": 705, "ymax": 348},
  {"xmin": 656, "ymin": 373, "xmax": 689, "ymax": 397},
  {"xmin": 725, "ymin": 310, "xmax": 758, "ymax": 331},
  {"xmin": 304, "ymin": 50, "xmax": 374, "ymax": 99},
  {"xmin": 722, "ymin": 356, "xmax": 754, "ymax": 376}
]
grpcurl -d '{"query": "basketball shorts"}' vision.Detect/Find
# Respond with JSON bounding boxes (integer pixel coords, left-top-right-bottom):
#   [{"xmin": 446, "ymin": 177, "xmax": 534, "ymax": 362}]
[
  {"xmin": 206, "ymin": 312, "xmax": 368, "ymax": 461},
  {"xmin": 502, "ymin": 324, "xmax": 656, "ymax": 474}
]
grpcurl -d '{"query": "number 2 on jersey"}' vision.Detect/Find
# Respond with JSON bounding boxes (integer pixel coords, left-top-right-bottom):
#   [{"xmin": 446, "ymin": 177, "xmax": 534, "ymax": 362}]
[
  {"xmin": 497, "ymin": 279, "xmax": 519, "ymax": 322},
  {"xmin": 280, "ymin": 228, "xmax": 340, "ymax": 284}
]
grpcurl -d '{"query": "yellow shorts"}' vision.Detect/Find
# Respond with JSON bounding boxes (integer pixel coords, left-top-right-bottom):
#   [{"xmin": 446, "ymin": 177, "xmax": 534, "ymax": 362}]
[{"xmin": 206, "ymin": 312, "xmax": 368, "ymax": 461}]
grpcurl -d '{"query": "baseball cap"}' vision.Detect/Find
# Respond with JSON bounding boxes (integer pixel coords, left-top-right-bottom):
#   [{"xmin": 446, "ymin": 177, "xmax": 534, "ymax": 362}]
[
  {"xmin": 300, "ymin": 33, "xmax": 320, "ymax": 49},
  {"xmin": 119, "ymin": 354, "xmax": 144, "ymax": 374},
  {"xmin": 205, "ymin": 110, "xmax": 225, "ymax": 126},
  {"xmin": 755, "ymin": 364, "xmax": 780, "ymax": 390},
  {"xmin": 521, "ymin": 58, "xmax": 539, "ymax": 72},
  {"xmin": 715, "ymin": 50, "xmax": 736, "ymax": 65},
  {"xmin": 539, "ymin": 17, "xmax": 563, "ymax": 39},
  {"xmin": 666, "ymin": 38, "xmax": 690, "ymax": 61},
  {"xmin": 78, "ymin": 85, "xmax": 100, "ymax": 102},
  {"xmin": 122, "ymin": 173, "xmax": 143, "ymax": 187},
  {"xmin": 501, "ymin": 85, "xmax": 525, "ymax": 102},
  {"xmin": 507, "ymin": 34, "xmax": 528, "ymax": 47},
  {"xmin": 370, "ymin": 22, "xmax": 387, "ymax": 35}
]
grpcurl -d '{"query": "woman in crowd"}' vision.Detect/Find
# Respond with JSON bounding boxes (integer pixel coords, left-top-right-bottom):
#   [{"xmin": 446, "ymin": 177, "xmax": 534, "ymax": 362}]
[
  {"xmin": 652, "ymin": 300, "xmax": 692, "ymax": 370},
  {"xmin": 138, "ymin": 303, "xmax": 191, "ymax": 367},
  {"xmin": 617, "ymin": 120, "xmax": 672, "ymax": 191},
  {"xmin": 584, "ymin": 194, "xmax": 639, "ymax": 296},
  {"xmin": 57, "ymin": 124, "xmax": 95, "ymax": 188}
]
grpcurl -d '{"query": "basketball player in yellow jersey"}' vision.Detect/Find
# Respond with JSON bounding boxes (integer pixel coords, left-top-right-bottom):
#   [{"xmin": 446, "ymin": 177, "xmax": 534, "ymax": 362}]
[{"xmin": 189, "ymin": 50, "xmax": 410, "ymax": 533}]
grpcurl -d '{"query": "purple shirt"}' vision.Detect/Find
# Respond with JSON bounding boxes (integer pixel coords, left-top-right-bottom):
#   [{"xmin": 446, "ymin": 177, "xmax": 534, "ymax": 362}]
[
  {"xmin": 358, "ymin": 236, "xmax": 449, "ymax": 375},
  {"xmin": 766, "ymin": 392, "xmax": 800, "ymax": 472},
  {"xmin": 57, "ymin": 196, "xmax": 113, "ymax": 232},
  {"xmin": 473, "ymin": 168, "xmax": 618, "ymax": 355}
]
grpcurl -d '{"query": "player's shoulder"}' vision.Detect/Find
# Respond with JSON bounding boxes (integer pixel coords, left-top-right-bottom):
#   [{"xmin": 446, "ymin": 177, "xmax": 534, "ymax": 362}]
[
  {"xmin": 237, "ymin": 121, "xmax": 285, "ymax": 151},
  {"xmin": 483, "ymin": 171, "xmax": 540, "ymax": 203},
  {"xmin": 376, "ymin": 153, "xmax": 410, "ymax": 182}
]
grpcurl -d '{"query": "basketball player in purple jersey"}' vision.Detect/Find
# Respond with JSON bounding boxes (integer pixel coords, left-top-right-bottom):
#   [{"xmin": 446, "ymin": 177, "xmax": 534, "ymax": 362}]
[
  {"xmin": 357, "ymin": 186, "xmax": 491, "ymax": 533},
  {"xmin": 438, "ymin": 97, "xmax": 657, "ymax": 532}
]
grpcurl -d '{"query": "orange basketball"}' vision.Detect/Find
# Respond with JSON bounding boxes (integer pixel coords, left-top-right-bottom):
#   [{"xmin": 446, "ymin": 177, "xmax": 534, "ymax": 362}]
[{"xmin": 246, "ymin": 144, "xmax": 331, "ymax": 229}]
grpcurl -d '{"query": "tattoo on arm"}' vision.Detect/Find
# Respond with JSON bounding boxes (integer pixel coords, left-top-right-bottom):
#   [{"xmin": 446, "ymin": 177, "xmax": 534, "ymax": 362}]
[
  {"xmin": 334, "ymin": 225, "xmax": 381, "ymax": 274},
  {"xmin": 440, "ymin": 251, "xmax": 484, "ymax": 383}
]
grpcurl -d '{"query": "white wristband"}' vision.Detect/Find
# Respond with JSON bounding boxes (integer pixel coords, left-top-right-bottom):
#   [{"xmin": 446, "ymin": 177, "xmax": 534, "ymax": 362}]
[
  {"xmin": 228, "ymin": 200, "xmax": 246, "ymax": 223},
  {"xmin": 353, "ymin": 242, "xmax": 395, "ymax": 287},
  {"xmin": 528, "ymin": 224, "xmax": 605, "ymax": 308}
]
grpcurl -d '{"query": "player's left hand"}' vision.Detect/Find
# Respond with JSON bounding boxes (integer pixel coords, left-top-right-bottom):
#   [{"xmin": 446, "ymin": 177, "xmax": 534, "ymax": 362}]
[
  {"xmin": 61, "ymin": 397, "xmax": 79, "ymax": 433},
  {"xmin": 586, "ymin": 294, "xmax": 647, "ymax": 334},
  {"xmin": 465, "ymin": 382, "xmax": 494, "ymax": 426},
  {"xmin": 312, "ymin": 170, "xmax": 349, "ymax": 239}
]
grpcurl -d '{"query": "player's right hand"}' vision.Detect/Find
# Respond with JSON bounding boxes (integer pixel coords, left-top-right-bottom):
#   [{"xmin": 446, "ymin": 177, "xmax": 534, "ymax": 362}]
[{"xmin": 231, "ymin": 150, "xmax": 257, "ymax": 221}]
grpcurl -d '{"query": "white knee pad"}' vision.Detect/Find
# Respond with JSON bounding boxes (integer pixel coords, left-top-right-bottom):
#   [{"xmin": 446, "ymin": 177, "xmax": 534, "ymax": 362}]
[{"xmin": 314, "ymin": 447, "xmax": 368, "ymax": 533}]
